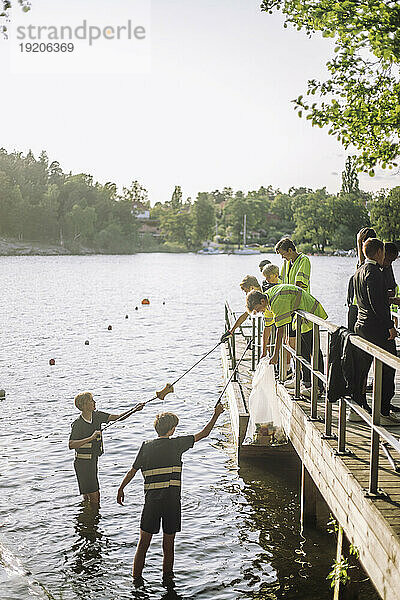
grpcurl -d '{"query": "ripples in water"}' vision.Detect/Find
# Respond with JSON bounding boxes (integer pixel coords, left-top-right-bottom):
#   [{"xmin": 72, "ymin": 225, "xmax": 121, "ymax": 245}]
[{"xmin": 0, "ymin": 254, "xmax": 383, "ymax": 599}]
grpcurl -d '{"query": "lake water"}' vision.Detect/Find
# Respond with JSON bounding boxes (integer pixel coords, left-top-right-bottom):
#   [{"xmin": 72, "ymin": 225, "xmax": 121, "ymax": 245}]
[{"xmin": 1, "ymin": 253, "xmax": 389, "ymax": 600}]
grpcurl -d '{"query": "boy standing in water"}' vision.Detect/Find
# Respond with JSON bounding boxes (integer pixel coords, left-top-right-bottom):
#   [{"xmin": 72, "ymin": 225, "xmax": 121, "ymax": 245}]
[
  {"xmin": 117, "ymin": 403, "xmax": 224, "ymax": 585},
  {"xmin": 69, "ymin": 392, "xmax": 144, "ymax": 507}
]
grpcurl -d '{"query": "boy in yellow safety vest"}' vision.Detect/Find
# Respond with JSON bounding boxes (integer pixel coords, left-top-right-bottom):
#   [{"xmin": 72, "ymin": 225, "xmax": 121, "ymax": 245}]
[
  {"xmin": 221, "ymin": 273, "xmax": 277, "ymax": 358},
  {"xmin": 275, "ymin": 237, "xmax": 311, "ymax": 291},
  {"xmin": 246, "ymin": 285, "xmax": 327, "ymax": 397},
  {"xmin": 275, "ymin": 238, "xmax": 311, "ymax": 378}
]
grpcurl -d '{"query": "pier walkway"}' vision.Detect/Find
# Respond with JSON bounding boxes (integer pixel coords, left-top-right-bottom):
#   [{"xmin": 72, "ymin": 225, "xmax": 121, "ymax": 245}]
[{"xmin": 222, "ymin": 303, "xmax": 400, "ymax": 600}]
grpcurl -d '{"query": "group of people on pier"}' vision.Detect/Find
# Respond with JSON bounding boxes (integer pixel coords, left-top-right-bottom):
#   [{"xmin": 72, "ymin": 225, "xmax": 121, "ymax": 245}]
[{"xmin": 221, "ymin": 231, "xmax": 399, "ymax": 425}]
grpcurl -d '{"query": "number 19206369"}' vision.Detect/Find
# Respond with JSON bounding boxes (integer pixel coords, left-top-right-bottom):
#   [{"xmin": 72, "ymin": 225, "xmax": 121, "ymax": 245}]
[{"xmin": 19, "ymin": 43, "xmax": 75, "ymax": 52}]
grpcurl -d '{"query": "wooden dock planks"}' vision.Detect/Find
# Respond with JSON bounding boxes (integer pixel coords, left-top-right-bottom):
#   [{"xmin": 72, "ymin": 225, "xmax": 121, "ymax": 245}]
[{"xmin": 221, "ymin": 334, "xmax": 400, "ymax": 600}]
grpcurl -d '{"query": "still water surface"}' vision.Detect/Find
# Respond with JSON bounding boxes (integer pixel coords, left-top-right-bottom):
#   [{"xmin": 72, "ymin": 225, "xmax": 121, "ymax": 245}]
[{"xmin": 1, "ymin": 254, "xmax": 388, "ymax": 600}]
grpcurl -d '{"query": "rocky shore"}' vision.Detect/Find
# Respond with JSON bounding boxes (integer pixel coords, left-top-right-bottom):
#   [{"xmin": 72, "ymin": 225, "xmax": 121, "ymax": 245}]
[{"xmin": 0, "ymin": 238, "xmax": 96, "ymax": 256}]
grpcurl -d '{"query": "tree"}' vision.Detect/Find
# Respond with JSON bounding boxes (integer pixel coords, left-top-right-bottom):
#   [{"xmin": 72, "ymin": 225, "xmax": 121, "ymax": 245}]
[
  {"xmin": 191, "ymin": 193, "xmax": 215, "ymax": 246},
  {"xmin": 270, "ymin": 193, "xmax": 295, "ymax": 234},
  {"xmin": 261, "ymin": 0, "xmax": 400, "ymax": 174},
  {"xmin": 1, "ymin": 1, "xmax": 31, "ymax": 37},
  {"xmin": 0, "ymin": 170, "xmax": 23, "ymax": 237},
  {"xmin": 122, "ymin": 180, "xmax": 148, "ymax": 206},
  {"xmin": 341, "ymin": 156, "xmax": 359, "ymax": 194},
  {"xmin": 224, "ymin": 193, "xmax": 248, "ymax": 244},
  {"xmin": 170, "ymin": 185, "xmax": 183, "ymax": 209},
  {"xmin": 330, "ymin": 195, "xmax": 370, "ymax": 250},
  {"xmin": 370, "ymin": 187, "xmax": 400, "ymax": 242},
  {"xmin": 292, "ymin": 188, "xmax": 335, "ymax": 252}
]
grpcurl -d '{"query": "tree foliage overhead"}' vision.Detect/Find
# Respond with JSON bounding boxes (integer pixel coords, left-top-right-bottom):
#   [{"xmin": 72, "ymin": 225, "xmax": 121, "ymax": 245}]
[
  {"xmin": 261, "ymin": 0, "xmax": 400, "ymax": 174},
  {"xmin": 1, "ymin": 1, "xmax": 31, "ymax": 36},
  {"xmin": 370, "ymin": 186, "xmax": 400, "ymax": 242}
]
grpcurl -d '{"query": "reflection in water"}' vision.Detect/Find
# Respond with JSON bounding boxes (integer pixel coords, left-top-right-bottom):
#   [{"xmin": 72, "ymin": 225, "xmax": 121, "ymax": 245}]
[
  {"xmin": 130, "ymin": 586, "xmax": 185, "ymax": 600},
  {"xmin": 63, "ymin": 502, "xmax": 114, "ymax": 599},
  {"xmin": 70, "ymin": 503, "xmax": 104, "ymax": 577},
  {"xmin": 237, "ymin": 455, "xmax": 335, "ymax": 599},
  {"xmin": 1, "ymin": 254, "xmax": 386, "ymax": 600}
]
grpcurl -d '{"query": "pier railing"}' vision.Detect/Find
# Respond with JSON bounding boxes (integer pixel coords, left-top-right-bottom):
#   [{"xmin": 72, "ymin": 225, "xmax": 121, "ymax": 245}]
[
  {"xmin": 280, "ymin": 310, "xmax": 400, "ymax": 497},
  {"xmin": 224, "ymin": 302, "xmax": 265, "ymax": 376},
  {"xmin": 224, "ymin": 302, "xmax": 400, "ymax": 496}
]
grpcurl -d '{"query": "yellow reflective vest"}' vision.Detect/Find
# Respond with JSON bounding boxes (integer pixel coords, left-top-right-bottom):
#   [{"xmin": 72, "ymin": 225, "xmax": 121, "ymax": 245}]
[
  {"xmin": 265, "ymin": 284, "xmax": 327, "ymax": 333},
  {"xmin": 280, "ymin": 253, "xmax": 311, "ymax": 292}
]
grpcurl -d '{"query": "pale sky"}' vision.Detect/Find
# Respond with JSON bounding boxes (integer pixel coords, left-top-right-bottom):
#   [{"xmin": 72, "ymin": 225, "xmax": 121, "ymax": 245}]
[{"xmin": 1, "ymin": 0, "xmax": 398, "ymax": 203}]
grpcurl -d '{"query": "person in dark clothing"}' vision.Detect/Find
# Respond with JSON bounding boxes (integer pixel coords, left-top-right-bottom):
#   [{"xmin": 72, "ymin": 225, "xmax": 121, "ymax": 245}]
[
  {"xmin": 347, "ymin": 227, "xmax": 376, "ymax": 332},
  {"xmin": 353, "ymin": 238, "xmax": 399, "ymax": 425},
  {"xmin": 383, "ymin": 242, "xmax": 399, "ymax": 297},
  {"xmin": 117, "ymin": 404, "xmax": 224, "ymax": 584},
  {"xmin": 69, "ymin": 392, "xmax": 144, "ymax": 507},
  {"xmin": 327, "ymin": 327, "xmax": 367, "ymax": 404}
]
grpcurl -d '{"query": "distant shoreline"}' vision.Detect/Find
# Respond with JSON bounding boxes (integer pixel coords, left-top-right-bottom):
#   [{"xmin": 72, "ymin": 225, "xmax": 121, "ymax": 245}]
[
  {"xmin": 0, "ymin": 238, "xmax": 355, "ymax": 257},
  {"xmin": 0, "ymin": 238, "xmax": 94, "ymax": 256}
]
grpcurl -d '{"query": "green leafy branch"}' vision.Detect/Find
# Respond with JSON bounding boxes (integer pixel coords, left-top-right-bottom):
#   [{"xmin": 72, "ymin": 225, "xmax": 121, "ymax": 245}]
[
  {"xmin": 1, "ymin": 1, "xmax": 31, "ymax": 37},
  {"xmin": 261, "ymin": 1, "xmax": 400, "ymax": 174}
]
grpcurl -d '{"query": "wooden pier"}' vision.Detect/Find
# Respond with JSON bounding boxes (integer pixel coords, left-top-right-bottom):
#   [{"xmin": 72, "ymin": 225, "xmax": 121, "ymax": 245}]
[{"xmin": 221, "ymin": 305, "xmax": 400, "ymax": 600}]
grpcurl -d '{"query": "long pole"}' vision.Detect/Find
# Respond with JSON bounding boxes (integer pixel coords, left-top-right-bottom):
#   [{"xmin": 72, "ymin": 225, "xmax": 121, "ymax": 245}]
[
  {"xmin": 215, "ymin": 337, "xmax": 252, "ymax": 407},
  {"xmin": 103, "ymin": 340, "xmax": 223, "ymax": 430}
]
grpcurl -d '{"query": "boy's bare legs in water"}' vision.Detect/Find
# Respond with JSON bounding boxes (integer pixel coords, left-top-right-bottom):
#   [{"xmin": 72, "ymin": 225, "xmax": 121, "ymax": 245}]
[{"xmin": 132, "ymin": 530, "xmax": 175, "ymax": 578}]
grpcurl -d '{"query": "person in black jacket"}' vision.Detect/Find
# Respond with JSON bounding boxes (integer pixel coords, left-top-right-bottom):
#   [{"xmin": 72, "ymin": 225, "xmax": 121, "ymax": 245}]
[
  {"xmin": 353, "ymin": 238, "xmax": 399, "ymax": 425},
  {"xmin": 347, "ymin": 227, "xmax": 376, "ymax": 332}
]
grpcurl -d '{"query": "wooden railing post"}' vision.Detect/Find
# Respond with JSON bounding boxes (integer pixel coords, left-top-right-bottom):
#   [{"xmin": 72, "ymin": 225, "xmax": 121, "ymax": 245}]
[
  {"xmin": 257, "ymin": 316, "xmax": 262, "ymax": 363},
  {"xmin": 369, "ymin": 357, "xmax": 383, "ymax": 495}
]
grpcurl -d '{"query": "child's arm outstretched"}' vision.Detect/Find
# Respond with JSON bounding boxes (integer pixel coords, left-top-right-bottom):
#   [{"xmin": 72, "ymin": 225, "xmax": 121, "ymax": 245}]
[
  {"xmin": 117, "ymin": 467, "xmax": 138, "ymax": 505},
  {"xmin": 108, "ymin": 402, "xmax": 145, "ymax": 422},
  {"xmin": 194, "ymin": 403, "xmax": 224, "ymax": 442}
]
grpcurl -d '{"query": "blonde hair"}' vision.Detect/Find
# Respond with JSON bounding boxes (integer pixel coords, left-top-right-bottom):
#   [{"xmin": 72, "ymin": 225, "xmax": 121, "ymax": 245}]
[
  {"xmin": 154, "ymin": 412, "xmax": 179, "ymax": 436},
  {"xmin": 262, "ymin": 264, "xmax": 279, "ymax": 280},
  {"xmin": 75, "ymin": 392, "xmax": 93, "ymax": 411},
  {"xmin": 246, "ymin": 290, "xmax": 268, "ymax": 312},
  {"xmin": 240, "ymin": 275, "xmax": 261, "ymax": 292}
]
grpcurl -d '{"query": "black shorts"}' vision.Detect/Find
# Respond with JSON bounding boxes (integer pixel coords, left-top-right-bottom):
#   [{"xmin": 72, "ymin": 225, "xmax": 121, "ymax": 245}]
[
  {"xmin": 74, "ymin": 458, "xmax": 99, "ymax": 495},
  {"xmin": 140, "ymin": 492, "xmax": 181, "ymax": 535}
]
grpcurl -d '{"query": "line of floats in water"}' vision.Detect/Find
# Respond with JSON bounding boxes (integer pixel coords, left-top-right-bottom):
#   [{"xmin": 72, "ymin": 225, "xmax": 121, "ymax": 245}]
[{"xmin": 44, "ymin": 298, "xmax": 157, "ymax": 367}]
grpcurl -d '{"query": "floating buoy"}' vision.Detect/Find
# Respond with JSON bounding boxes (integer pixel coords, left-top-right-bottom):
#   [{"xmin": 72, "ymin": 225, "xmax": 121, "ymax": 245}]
[
  {"xmin": 85, "ymin": 340, "xmax": 90, "ymax": 345},
  {"xmin": 141, "ymin": 298, "xmax": 150, "ymax": 305},
  {"xmin": 108, "ymin": 325, "xmax": 112, "ymax": 331},
  {"xmin": 49, "ymin": 359, "xmax": 56, "ymax": 366},
  {"xmin": 135, "ymin": 306, "xmax": 139, "ymax": 311},
  {"xmin": 125, "ymin": 314, "xmax": 129, "ymax": 319},
  {"xmin": 0, "ymin": 390, "xmax": 5, "ymax": 399}
]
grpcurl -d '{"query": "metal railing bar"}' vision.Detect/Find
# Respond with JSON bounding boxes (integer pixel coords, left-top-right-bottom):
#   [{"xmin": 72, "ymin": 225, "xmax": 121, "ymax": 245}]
[
  {"xmin": 344, "ymin": 398, "xmax": 400, "ymax": 456},
  {"xmin": 296, "ymin": 310, "xmax": 400, "ymax": 371},
  {"xmin": 281, "ymin": 343, "xmax": 327, "ymax": 385}
]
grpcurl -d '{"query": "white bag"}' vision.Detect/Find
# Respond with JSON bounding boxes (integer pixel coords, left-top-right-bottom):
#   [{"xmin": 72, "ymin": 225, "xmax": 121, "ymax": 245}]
[{"xmin": 244, "ymin": 358, "xmax": 287, "ymax": 446}]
